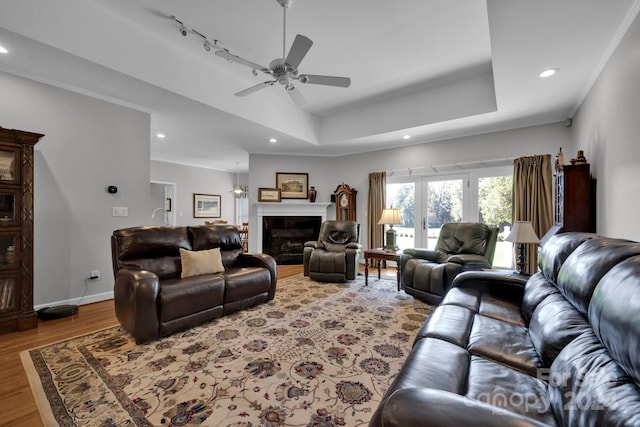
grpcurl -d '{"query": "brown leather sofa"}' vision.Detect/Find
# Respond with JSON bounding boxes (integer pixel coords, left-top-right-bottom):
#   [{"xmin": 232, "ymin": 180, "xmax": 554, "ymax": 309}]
[
  {"xmin": 370, "ymin": 232, "xmax": 640, "ymax": 426},
  {"xmin": 303, "ymin": 220, "xmax": 362, "ymax": 282},
  {"xmin": 111, "ymin": 225, "xmax": 277, "ymax": 344},
  {"xmin": 401, "ymin": 222, "xmax": 498, "ymax": 304}
]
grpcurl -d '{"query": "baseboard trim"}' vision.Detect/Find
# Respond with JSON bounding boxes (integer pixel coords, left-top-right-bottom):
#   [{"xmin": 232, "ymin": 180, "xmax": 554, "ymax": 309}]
[{"xmin": 34, "ymin": 291, "xmax": 114, "ymax": 311}]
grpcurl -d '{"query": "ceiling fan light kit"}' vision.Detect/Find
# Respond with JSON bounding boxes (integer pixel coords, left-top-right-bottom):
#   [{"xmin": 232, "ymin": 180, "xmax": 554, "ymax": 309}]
[{"xmin": 172, "ymin": 0, "xmax": 350, "ymax": 100}]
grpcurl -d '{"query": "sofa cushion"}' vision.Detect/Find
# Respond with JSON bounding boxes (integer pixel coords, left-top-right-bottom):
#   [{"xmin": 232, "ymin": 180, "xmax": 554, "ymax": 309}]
[
  {"xmin": 188, "ymin": 225, "xmax": 243, "ymax": 267},
  {"xmin": 159, "ymin": 275, "xmax": 225, "ymax": 322},
  {"xmin": 468, "ymin": 315, "xmax": 541, "ymax": 376},
  {"xmin": 537, "ymin": 232, "xmax": 595, "ymax": 286},
  {"xmin": 556, "ymin": 238, "xmax": 640, "ymax": 315},
  {"xmin": 588, "ymin": 256, "xmax": 640, "ymax": 386},
  {"xmin": 548, "ymin": 331, "xmax": 640, "ymax": 427},
  {"xmin": 309, "ymin": 250, "xmax": 346, "ymax": 274},
  {"xmin": 223, "ymin": 267, "xmax": 273, "ymax": 303},
  {"xmin": 467, "ymin": 356, "xmax": 556, "ymax": 426},
  {"xmin": 113, "ymin": 226, "xmax": 191, "ymax": 279},
  {"xmin": 438, "ymin": 223, "xmax": 491, "ymax": 256},
  {"xmin": 392, "ymin": 338, "xmax": 469, "ymax": 394},
  {"xmin": 527, "ymin": 293, "xmax": 591, "ymax": 367},
  {"xmin": 180, "ymin": 247, "xmax": 225, "ymax": 278}
]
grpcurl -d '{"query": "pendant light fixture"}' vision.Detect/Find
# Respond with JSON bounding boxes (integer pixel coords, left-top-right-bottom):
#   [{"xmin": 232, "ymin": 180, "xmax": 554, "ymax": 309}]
[{"xmin": 233, "ymin": 162, "xmax": 244, "ymax": 198}]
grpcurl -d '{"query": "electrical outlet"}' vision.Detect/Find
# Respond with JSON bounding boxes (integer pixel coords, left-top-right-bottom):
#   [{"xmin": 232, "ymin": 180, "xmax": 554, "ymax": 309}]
[{"xmin": 90, "ymin": 270, "xmax": 101, "ymax": 280}]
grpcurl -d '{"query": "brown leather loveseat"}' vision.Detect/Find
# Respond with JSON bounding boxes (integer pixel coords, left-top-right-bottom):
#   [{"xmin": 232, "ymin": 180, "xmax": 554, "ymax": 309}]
[
  {"xmin": 370, "ymin": 232, "xmax": 640, "ymax": 426},
  {"xmin": 111, "ymin": 225, "xmax": 277, "ymax": 344}
]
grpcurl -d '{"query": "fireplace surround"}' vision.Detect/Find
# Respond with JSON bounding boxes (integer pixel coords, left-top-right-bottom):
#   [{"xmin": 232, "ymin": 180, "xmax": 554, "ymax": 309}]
[{"xmin": 255, "ymin": 202, "xmax": 330, "ymax": 263}]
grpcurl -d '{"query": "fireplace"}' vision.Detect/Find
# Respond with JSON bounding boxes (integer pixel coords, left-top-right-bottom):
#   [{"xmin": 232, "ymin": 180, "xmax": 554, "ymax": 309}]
[
  {"xmin": 254, "ymin": 201, "xmax": 331, "ymax": 260},
  {"xmin": 262, "ymin": 216, "xmax": 322, "ymax": 264}
]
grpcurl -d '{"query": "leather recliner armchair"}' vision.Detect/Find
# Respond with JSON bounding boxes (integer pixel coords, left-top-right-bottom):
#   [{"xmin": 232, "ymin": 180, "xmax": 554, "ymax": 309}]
[
  {"xmin": 303, "ymin": 220, "xmax": 362, "ymax": 283},
  {"xmin": 401, "ymin": 222, "xmax": 498, "ymax": 304}
]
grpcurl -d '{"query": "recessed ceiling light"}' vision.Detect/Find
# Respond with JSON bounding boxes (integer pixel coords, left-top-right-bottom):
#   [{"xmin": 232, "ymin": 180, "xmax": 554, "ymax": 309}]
[
  {"xmin": 269, "ymin": 138, "xmax": 277, "ymax": 143},
  {"xmin": 156, "ymin": 133, "xmax": 166, "ymax": 139},
  {"xmin": 539, "ymin": 68, "xmax": 559, "ymax": 78},
  {"xmin": 0, "ymin": 45, "xmax": 8, "ymax": 54},
  {"xmin": 402, "ymin": 135, "xmax": 411, "ymax": 140}
]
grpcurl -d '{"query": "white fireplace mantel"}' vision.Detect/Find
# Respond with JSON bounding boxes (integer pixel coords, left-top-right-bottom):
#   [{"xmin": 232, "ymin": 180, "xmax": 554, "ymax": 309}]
[{"xmin": 254, "ymin": 202, "xmax": 330, "ymax": 253}]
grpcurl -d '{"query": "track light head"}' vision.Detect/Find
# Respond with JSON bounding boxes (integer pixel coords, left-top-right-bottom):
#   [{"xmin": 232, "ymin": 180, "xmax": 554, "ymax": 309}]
[
  {"xmin": 179, "ymin": 24, "xmax": 188, "ymax": 36},
  {"xmin": 251, "ymin": 68, "xmax": 258, "ymax": 76},
  {"xmin": 204, "ymin": 40, "xmax": 211, "ymax": 52}
]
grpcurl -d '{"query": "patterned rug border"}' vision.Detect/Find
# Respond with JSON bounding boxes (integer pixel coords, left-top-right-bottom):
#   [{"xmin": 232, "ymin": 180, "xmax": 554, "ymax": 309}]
[
  {"xmin": 21, "ymin": 273, "xmax": 432, "ymax": 427},
  {"xmin": 20, "ymin": 324, "xmax": 122, "ymax": 426}
]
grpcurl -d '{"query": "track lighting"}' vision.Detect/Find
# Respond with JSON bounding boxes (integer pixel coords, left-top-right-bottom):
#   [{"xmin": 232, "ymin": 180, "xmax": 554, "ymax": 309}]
[
  {"xmin": 252, "ymin": 68, "xmax": 258, "ymax": 76},
  {"xmin": 204, "ymin": 40, "xmax": 211, "ymax": 52},
  {"xmin": 179, "ymin": 24, "xmax": 188, "ymax": 36}
]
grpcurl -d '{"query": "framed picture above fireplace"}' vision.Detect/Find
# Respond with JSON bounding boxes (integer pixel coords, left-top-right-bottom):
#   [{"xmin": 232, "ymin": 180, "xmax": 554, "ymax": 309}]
[
  {"xmin": 193, "ymin": 193, "xmax": 221, "ymax": 218},
  {"xmin": 258, "ymin": 188, "xmax": 281, "ymax": 202},
  {"xmin": 276, "ymin": 172, "xmax": 308, "ymax": 199}
]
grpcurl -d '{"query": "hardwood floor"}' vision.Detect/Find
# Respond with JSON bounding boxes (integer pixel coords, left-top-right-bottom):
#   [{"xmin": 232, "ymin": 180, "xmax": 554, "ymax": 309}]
[{"xmin": 0, "ymin": 264, "xmax": 395, "ymax": 426}]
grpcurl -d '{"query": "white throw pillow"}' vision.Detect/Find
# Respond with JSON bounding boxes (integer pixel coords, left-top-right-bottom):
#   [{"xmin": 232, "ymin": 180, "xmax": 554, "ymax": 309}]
[{"xmin": 180, "ymin": 247, "xmax": 225, "ymax": 278}]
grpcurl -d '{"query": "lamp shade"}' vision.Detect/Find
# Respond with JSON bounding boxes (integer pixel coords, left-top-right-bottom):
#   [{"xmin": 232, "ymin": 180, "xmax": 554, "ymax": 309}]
[
  {"xmin": 505, "ymin": 221, "xmax": 540, "ymax": 244},
  {"xmin": 378, "ymin": 208, "xmax": 403, "ymax": 226}
]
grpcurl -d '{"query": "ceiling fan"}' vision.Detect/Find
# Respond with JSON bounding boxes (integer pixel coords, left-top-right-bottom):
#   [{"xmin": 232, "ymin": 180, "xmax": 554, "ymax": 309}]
[{"xmin": 214, "ymin": 0, "xmax": 351, "ymax": 98}]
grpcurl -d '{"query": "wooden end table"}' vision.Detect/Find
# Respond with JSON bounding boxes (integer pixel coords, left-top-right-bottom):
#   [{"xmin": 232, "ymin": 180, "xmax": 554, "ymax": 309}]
[{"xmin": 364, "ymin": 248, "xmax": 403, "ymax": 291}]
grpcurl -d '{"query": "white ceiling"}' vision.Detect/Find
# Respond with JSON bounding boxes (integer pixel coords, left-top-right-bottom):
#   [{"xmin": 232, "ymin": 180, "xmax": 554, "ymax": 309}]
[{"xmin": 0, "ymin": 0, "xmax": 638, "ymax": 172}]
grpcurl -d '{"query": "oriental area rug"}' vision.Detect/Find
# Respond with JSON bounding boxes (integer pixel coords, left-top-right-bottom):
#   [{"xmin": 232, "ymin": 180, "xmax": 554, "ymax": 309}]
[{"xmin": 21, "ymin": 274, "xmax": 433, "ymax": 427}]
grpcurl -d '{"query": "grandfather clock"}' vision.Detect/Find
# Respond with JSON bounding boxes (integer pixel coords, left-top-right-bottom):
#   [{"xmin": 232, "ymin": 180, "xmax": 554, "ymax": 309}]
[{"xmin": 334, "ymin": 183, "xmax": 357, "ymax": 221}]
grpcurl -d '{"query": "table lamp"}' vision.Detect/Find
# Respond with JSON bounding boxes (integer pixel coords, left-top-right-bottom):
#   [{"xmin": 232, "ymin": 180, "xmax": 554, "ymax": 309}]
[
  {"xmin": 378, "ymin": 207, "xmax": 403, "ymax": 251},
  {"xmin": 505, "ymin": 221, "xmax": 540, "ymax": 275}
]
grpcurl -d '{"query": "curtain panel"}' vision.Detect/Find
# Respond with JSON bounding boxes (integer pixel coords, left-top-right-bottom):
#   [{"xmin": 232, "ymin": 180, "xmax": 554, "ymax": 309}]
[
  {"xmin": 513, "ymin": 154, "xmax": 553, "ymax": 274},
  {"xmin": 368, "ymin": 172, "xmax": 386, "ymax": 250}
]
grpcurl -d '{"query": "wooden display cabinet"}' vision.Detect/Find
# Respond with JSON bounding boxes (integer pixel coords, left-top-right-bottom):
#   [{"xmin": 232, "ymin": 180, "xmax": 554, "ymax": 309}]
[
  {"xmin": 554, "ymin": 164, "xmax": 596, "ymax": 233},
  {"xmin": 0, "ymin": 126, "xmax": 43, "ymax": 334}
]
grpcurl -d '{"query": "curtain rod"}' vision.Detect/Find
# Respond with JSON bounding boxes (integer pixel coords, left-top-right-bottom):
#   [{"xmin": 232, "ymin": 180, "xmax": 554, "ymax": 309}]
[{"xmin": 385, "ymin": 157, "xmax": 516, "ymax": 177}]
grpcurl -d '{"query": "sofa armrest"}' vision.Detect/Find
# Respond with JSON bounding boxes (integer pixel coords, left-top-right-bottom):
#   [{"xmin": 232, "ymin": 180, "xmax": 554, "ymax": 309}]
[
  {"xmin": 345, "ymin": 242, "xmax": 362, "ymax": 250},
  {"xmin": 304, "ymin": 241, "xmax": 324, "ymax": 249},
  {"xmin": 403, "ymin": 248, "xmax": 441, "ymax": 261},
  {"xmin": 447, "ymin": 254, "xmax": 492, "ymax": 269},
  {"xmin": 114, "ymin": 268, "xmax": 160, "ymax": 344},
  {"xmin": 451, "ymin": 270, "xmax": 528, "ymax": 303},
  {"xmin": 374, "ymin": 388, "xmax": 549, "ymax": 427},
  {"xmin": 238, "ymin": 253, "xmax": 278, "ymax": 299}
]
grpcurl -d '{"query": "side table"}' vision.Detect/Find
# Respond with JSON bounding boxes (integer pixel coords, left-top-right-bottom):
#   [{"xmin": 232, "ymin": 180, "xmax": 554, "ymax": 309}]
[{"xmin": 364, "ymin": 248, "xmax": 403, "ymax": 291}]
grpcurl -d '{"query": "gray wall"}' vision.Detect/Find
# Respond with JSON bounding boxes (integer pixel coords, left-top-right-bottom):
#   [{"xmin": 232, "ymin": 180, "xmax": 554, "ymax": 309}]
[
  {"xmin": 249, "ymin": 122, "xmax": 572, "ymax": 251},
  {"xmin": 150, "ymin": 160, "xmax": 246, "ymax": 226},
  {"xmin": 571, "ymin": 10, "xmax": 640, "ymax": 240},
  {"xmin": 0, "ymin": 71, "xmax": 151, "ymax": 307}
]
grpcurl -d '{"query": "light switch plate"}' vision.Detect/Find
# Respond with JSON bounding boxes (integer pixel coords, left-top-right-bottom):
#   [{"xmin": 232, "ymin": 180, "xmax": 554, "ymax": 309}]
[{"xmin": 112, "ymin": 206, "xmax": 128, "ymax": 217}]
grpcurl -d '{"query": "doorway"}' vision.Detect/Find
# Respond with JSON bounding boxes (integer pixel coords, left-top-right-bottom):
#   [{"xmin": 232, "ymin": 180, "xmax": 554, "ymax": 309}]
[{"xmin": 150, "ymin": 181, "xmax": 177, "ymax": 226}]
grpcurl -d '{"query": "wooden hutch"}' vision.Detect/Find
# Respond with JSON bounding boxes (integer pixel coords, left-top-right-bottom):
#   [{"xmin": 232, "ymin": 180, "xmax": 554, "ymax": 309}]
[
  {"xmin": 554, "ymin": 163, "xmax": 596, "ymax": 233},
  {"xmin": 0, "ymin": 126, "xmax": 43, "ymax": 334}
]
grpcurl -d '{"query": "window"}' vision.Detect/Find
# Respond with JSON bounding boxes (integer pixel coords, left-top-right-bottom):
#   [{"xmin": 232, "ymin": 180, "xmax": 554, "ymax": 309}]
[
  {"xmin": 387, "ymin": 166, "xmax": 513, "ymax": 268},
  {"xmin": 386, "ymin": 182, "xmax": 415, "ymax": 251}
]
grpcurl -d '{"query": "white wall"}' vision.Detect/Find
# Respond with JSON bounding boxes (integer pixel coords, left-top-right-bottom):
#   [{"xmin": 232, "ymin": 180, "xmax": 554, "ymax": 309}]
[
  {"xmin": 150, "ymin": 160, "xmax": 246, "ymax": 226},
  {"xmin": 571, "ymin": 10, "xmax": 640, "ymax": 240},
  {"xmin": 0, "ymin": 71, "xmax": 151, "ymax": 307},
  {"xmin": 249, "ymin": 122, "xmax": 571, "ymax": 251}
]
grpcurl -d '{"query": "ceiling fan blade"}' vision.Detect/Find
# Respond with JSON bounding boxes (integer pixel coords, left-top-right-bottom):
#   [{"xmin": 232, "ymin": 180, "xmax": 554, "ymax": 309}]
[
  {"xmin": 285, "ymin": 35, "xmax": 313, "ymax": 69},
  {"xmin": 235, "ymin": 81, "xmax": 275, "ymax": 97},
  {"xmin": 298, "ymin": 74, "xmax": 351, "ymax": 88},
  {"xmin": 215, "ymin": 50, "xmax": 271, "ymax": 74},
  {"xmin": 287, "ymin": 86, "xmax": 308, "ymax": 108}
]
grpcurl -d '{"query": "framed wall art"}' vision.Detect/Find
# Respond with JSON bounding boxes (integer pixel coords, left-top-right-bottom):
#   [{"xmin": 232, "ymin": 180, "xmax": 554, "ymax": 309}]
[
  {"xmin": 258, "ymin": 188, "xmax": 281, "ymax": 202},
  {"xmin": 193, "ymin": 193, "xmax": 221, "ymax": 218},
  {"xmin": 276, "ymin": 172, "xmax": 308, "ymax": 199}
]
